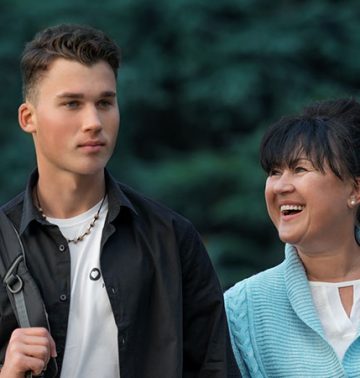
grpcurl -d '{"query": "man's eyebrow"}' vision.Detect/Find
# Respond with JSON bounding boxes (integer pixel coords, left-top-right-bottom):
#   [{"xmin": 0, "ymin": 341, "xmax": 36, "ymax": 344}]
[
  {"xmin": 56, "ymin": 91, "xmax": 117, "ymax": 99},
  {"xmin": 99, "ymin": 91, "xmax": 117, "ymax": 98}
]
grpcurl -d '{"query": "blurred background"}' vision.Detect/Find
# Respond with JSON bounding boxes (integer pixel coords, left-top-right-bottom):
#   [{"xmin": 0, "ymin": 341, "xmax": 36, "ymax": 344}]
[{"xmin": 0, "ymin": 0, "xmax": 359, "ymax": 289}]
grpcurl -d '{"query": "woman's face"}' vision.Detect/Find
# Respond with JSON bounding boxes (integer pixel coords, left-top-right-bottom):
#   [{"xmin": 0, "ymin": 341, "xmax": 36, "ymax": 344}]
[{"xmin": 265, "ymin": 156, "xmax": 359, "ymax": 254}]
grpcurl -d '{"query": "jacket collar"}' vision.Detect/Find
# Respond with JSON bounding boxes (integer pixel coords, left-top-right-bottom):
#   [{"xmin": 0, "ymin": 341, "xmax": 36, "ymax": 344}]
[
  {"xmin": 19, "ymin": 168, "xmax": 137, "ymax": 235},
  {"xmin": 284, "ymin": 243, "xmax": 325, "ymax": 338}
]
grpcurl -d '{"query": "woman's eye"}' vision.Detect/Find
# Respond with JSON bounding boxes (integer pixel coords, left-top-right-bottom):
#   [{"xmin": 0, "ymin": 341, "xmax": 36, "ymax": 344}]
[
  {"xmin": 294, "ymin": 166, "xmax": 307, "ymax": 173},
  {"xmin": 269, "ymin": 169, "xmax": 281, "ymax": 176}
]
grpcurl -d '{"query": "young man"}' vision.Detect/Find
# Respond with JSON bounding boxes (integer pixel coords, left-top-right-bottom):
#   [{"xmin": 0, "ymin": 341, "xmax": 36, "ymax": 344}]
[{"xmin": 0, "ymin": 24, "xmax": 239, "ymax": 377}]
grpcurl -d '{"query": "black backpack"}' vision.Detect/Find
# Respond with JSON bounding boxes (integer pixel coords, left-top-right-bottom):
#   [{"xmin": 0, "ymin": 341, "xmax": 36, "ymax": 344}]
[{"xmin": 0, "ymin": 210, "xmax": 58, "ymax": 378}]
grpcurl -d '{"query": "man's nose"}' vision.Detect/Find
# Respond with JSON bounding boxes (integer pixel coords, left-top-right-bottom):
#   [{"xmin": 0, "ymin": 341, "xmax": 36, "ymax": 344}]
[{"xmin": 82, "ymin": 106, "xmax": 102, "ymax": 132}]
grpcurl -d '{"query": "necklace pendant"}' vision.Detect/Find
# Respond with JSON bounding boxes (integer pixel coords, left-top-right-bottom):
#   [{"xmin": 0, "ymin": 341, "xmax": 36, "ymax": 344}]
[{"xmin": 35, "ymin": 187, "xmax": 107, "ymax": 245}]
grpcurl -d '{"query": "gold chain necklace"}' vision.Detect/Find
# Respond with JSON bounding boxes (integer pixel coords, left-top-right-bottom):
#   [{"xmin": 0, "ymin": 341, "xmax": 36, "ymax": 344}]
[{"xmin": 35, "ymin": 188, "xmax": 107, "ymax": 244}]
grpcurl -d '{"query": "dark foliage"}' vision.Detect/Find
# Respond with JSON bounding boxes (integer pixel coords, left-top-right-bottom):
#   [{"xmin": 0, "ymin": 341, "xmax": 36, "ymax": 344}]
[{"xmin": 0, "ymin": 0, "xmax": 358, "ymax": 288}]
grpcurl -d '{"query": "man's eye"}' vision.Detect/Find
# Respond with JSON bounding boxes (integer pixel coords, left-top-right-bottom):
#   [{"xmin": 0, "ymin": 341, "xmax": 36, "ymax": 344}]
[
  {"xmin": 64, "ymin": 101, "xmax": 80, "ymax": 109},
  {"xmin": 97, "ymin": 100, "xmax": 113, "ymax": 108}
]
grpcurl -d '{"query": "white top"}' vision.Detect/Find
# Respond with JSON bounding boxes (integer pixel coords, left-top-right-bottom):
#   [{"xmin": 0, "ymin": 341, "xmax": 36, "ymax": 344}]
[
  {"xmin": 309, "ymin": 279, "xmax": 360, "ymax": 360},
  {"xmin": 47, "ymin": 198, "xmax": 120, "ymax": 377}
]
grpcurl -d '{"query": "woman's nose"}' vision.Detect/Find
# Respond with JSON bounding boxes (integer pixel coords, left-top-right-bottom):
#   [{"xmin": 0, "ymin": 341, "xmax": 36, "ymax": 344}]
[{"xmin": 272, "ymin": 172, "xmax": 295, "ymax": 194}]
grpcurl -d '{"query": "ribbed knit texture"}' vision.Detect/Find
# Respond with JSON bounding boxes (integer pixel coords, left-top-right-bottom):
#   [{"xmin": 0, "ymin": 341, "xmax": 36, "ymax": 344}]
[{"xmin": 224, "ymin": 244, "xmax": 360, "ymax": 377}]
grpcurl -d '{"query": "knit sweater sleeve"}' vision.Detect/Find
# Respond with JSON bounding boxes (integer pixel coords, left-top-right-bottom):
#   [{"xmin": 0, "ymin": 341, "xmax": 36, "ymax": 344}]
[{"xmin": 224, "ymin": 281, "xmax": 262, "ymax": 378}]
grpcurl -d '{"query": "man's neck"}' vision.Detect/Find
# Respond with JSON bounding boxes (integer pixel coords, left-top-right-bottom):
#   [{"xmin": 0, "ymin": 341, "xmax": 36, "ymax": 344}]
[{"xmin": 35, "ymin": 170, "xmax": 106, "ymax": 219}]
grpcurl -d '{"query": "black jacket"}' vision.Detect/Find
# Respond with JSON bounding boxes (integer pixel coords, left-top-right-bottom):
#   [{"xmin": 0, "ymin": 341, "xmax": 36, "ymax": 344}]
[{"xmin": 0, "ymin": 170, "xmax": 240, "ymax": 378}]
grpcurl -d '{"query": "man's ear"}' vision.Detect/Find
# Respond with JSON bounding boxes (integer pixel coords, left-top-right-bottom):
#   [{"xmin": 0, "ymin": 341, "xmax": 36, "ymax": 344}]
[{"xmin": 18, "ymin": 102, "xmax": 36, "ymax": 134}]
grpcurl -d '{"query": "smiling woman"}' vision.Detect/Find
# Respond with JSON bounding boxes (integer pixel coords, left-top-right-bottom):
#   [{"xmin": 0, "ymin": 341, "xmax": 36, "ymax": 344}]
[{"xmin": 225, "ymin": 98, "xmax": 360, "ymax": 377}]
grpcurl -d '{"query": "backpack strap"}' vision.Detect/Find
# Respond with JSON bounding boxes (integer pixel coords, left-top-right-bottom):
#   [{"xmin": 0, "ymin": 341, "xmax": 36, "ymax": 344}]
[
  {"xmin": 0, "ymin": 211, "xmax": 58, "ymax": 377},
  {"xmin": 4, "ymin": 256, "xmax": 32, "ymax": 378},
  {"xmin": 4, "ymin": 254, "xmax": 31, "ymax": 327}
]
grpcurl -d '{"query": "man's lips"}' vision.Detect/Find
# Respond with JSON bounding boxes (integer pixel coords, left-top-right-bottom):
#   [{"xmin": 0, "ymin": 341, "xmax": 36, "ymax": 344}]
[
  {"xmin": 78, "ymin": 140, "xmax": 105, "ymax": 147},
  {"xmin": 78, "ymin": 140, "xmax": 106, "ymax": 152}
]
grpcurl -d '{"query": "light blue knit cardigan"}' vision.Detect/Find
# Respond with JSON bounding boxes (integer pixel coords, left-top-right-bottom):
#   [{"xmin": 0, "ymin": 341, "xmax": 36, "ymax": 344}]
[{"xmin": 224, "ymin": 244, "xmax": 360, "ymax": 378}]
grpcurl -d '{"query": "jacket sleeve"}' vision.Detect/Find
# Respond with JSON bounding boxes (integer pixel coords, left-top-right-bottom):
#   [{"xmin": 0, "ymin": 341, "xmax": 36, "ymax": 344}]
[{"xmin": 180, "ymin": 223, "xmax": 241, "ymax": 378}]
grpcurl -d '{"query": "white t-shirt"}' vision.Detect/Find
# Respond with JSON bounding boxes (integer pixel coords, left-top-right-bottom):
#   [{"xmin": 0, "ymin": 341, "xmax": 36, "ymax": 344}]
[
  {"xmin": 47, "ymin": 198, "xmax": 120, "ymax": 377},
  {"xmin": 309, "ymin": 279, "xmax": 360, "ymax": 360}
]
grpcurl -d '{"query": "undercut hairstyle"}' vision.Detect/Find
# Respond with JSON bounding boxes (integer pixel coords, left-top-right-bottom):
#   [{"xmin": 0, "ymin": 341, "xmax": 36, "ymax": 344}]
[
  {"xmin": 20, "ymin": 24, "xmax": 121, "ymax": 101},
  {"xmin": 260, "ymin": 98, "xmax": 360, "ymax": 183}
]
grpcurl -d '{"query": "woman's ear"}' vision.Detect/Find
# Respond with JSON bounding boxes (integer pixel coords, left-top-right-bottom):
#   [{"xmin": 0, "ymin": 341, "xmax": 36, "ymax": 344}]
[
  {"xmin": 348, "ymin": 178, "xmax": 360, "ymax": 208},
  {"xmin": 18, "ymin": 102, "xmax": 37, "ymax": 134}
]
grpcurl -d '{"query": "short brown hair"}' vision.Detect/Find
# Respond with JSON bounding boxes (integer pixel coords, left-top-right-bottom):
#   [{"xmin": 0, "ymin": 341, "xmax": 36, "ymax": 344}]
[{"xmin": 21, "ymin": 24, "xmax": 121, "ymax": 101}]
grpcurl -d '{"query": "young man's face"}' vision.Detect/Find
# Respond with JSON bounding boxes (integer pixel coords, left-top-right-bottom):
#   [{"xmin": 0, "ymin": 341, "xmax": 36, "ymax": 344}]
[{"xmin": 19, "ymin": 58, "xmax": 120, "ymax": 179}]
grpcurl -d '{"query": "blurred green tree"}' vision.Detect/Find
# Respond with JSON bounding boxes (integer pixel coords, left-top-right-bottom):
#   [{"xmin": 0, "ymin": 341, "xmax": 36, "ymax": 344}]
[{"xmin": 0, "ymin": 0, "xmax": 359, "ymax": 288}]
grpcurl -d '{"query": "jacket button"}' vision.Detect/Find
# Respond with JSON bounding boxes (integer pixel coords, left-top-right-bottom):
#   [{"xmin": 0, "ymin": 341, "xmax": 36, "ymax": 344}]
[
  {"xmin": 111, "ymin": 287, "xmax": 117, "ymax": 294},
  {"xmin": 59, "ymin": 294, "xmax": 67, "ymax": 302},
  {"xmin": 59, "ymin": 244, "xmax": 66, "ymax": 252},
  {"xmin": 119, "ymin": 334, "xmax": 126, "ymax": 348}
]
